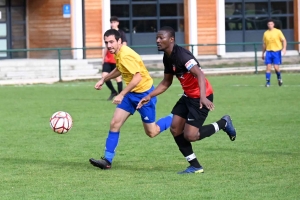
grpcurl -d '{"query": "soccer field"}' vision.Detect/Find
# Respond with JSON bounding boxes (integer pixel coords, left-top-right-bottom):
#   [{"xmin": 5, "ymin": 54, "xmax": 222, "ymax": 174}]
[{"xmin": 0, "ymin": 73, "xmax": 299, "ymax": 200}]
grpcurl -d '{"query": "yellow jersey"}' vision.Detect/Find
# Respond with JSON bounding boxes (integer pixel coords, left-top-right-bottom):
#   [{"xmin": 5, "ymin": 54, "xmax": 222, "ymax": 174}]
[
  {"xmin": 263, "ymin": 28, "xmax": 285, "ymax": 51},
  {"xmin": 115, "ymin": 45, "xmax": 153, "ymax": 93}
]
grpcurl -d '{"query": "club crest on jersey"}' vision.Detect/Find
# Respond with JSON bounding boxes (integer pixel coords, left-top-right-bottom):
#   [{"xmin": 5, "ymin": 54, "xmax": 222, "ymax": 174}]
[
  {"xmin": 185, "ymin": 59, "xmax": 197, "ymax": 71},
  {"xmin": 172, "ymin": 65, "xmax": 176, "ymax": 72}
]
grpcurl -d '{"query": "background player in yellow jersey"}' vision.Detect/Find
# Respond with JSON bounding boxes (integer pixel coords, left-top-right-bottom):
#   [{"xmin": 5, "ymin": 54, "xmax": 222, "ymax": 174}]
[
  {"xmin": 89, "ymin": 29, "xmax": 173, "ymax": 170},
  {"xmin": 262, "ymin": 19, "xmax": 286, "ymax": 87}
]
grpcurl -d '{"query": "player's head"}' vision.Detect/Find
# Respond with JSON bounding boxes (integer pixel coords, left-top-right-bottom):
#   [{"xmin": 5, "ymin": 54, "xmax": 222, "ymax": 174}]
[
  {"xmin": 156, "ymin": 26, "xmax": 175, "ymax": 52},
  {"xmin": 267, "ymin": 19, "xmax": 275, "ymax": 30},
  {"xmin": 110, "ymin": 16, "xmax": 119, "ymax": 30},
  {"xmin": 104, "ymin": 29, "xmax": 122, "ymax": 54}
]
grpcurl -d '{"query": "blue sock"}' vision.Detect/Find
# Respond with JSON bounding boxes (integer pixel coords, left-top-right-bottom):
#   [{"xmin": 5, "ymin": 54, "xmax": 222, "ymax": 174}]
[
  {"xmin": 266, "ymin": 72, "xmax": 271, "ymax": 83},
  {"xmin": 104, "ymin": 131, "xmax": 120, "ymax": 163},
  {"xmin": 156, "ymin": 114, "xmax": 173, "ymax": 133},
  {"xmin": 276, "ymin": 71, "xmax": 281, "ymax": 80}
]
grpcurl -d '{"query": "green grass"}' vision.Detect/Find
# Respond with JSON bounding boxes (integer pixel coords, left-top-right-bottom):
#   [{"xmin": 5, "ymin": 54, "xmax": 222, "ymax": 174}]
[{"xmin": 0, "ymin": 73, "xmax": 300, "ymax": 200}]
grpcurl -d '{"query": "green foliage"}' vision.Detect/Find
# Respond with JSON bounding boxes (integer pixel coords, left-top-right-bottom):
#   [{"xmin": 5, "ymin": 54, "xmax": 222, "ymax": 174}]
[{"xmin": 0, "ymin": 74, "xmax": 299, "ymax": 200}]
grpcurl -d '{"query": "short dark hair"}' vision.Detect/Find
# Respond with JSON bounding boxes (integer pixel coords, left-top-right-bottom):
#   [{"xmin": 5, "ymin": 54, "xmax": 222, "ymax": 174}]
[
  {"xmin": 104, "ymin": 29, "xmax": 121, "ymax": 41},
  {"xmin": 267, "ymin": 18, "xmax": 275, "ymax": 24},
  {"xmin": 110, "ymin": 16, "xmax": 119, "ymax": 22},
  {"xmin": 159, "ymin": 26, "xmax": 175, "ymax": 39}
]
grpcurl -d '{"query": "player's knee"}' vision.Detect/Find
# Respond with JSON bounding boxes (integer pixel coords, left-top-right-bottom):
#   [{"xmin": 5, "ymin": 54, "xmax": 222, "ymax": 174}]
[
  {"xmin": 110, "ymin": 118, "xmax": 122, "ymax": 130},
  {"xmin": 183, "ymin": 132, "xmax": 198, "ymax": 142},
  {"xmin": 145, "ymin": 130, "xmax": 156, "ymax": 138},
  {"xmin": 170, "ymin": 125, "xmax": 181, "ymax": 136}
]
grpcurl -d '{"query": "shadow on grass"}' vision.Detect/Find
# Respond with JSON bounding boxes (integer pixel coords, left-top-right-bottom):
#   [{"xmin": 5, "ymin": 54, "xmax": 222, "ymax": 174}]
[
  {"xmin": 1, "ymin": 157, "xmax": 90, "ymax": 169},
  {"xmin": 202, "ymin": 147, "xmax": 299, "ymax": 156},
  {"xmin": 1, "ymin": 157, "xmax": 170, "ymax": 172},
  {"xmin": 66, "ymin": 98, "xmax": 107, "ymax": 101}
]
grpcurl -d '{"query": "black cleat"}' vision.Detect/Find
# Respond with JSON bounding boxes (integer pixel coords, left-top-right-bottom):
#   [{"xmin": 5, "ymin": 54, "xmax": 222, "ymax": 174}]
[
  {"xmin": 89, "ymin": 157, "xmax": 111, "ymax": 170},
  {"xmin": 107, "ymin": 92, "xmax": 118, "ymax": 101},
  {"xmin": 278, "ymin": 79, "xmax": 283, "ymax": 86},
  {"xmin": 221, "ymin": 115, "xmax": 236, "ymax": 141}
]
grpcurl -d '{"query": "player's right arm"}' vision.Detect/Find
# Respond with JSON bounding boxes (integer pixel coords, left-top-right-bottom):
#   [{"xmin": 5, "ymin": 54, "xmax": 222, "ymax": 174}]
[
  {"xmin": 150, "ymin": 73, "xmax": 173, "ymax": 97},
  {"xmin": 95, "ymin": 68, "xmax": 121, "ymax": 90}
]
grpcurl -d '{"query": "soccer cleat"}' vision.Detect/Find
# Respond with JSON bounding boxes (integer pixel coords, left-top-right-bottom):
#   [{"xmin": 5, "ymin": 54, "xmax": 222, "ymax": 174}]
[
  {"xmin": 265, "ymin": 82, "xmax": 270, "ymax": 87},
  {"xmin": 89, "ymin": 157, "xmax": 111, "ymax": 170},
  {"xmin": 177, "ymin": 166, "xmax": 204, "ymax": 174},
  {"xmin": 107, "ymin": 92, "xmax": 118, "ymax": 101},
  {"xmin": 221, "ymin": 115, "xmax": 236, "ymax": 141},
  {"xmin": 278, "ymin": 79, "xmax": 283, "ymax": 86}
]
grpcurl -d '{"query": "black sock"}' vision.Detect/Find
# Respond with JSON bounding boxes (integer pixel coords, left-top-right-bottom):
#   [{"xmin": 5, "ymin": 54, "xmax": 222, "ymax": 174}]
[
  {"xmin": 198, "ymin": 119, "xmax": 226, "ymax": 140},
  {"xmin": 174, "ymin": 134, "xmax": 201, "ymax": 168},
  {"xmin": 105, "ymin": 80, "xmax": 117, "ymax": 94},
  {"xmin": 117, "ymin": 81, "xmax": 123, "ymax": 94}
]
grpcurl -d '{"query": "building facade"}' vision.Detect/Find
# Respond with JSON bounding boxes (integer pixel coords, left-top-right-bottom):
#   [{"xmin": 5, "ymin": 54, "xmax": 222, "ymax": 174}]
[{"xmin": 0, "ymin": 0, "xmax": 299, "ymax": 59}]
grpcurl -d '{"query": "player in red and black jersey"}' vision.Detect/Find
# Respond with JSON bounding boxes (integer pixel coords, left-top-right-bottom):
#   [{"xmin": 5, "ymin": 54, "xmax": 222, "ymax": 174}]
[{"xmin": 137, "ymin": 26, "xmax": 237, "ymax": 174}]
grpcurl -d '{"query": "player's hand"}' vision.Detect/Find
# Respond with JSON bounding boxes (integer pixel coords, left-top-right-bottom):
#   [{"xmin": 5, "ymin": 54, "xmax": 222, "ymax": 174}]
[
  {"xmin": 262, "ymin": 54, "xmax": 265, "ymax": 60},
  {"xmin": 136, "ymin": 95, "xmax": 151, "ymax": 109},
  {"xmin": 112, "ymin": 94, "xmax": 124, "ymax": 104},
  {"xmin": 95, "ymin": 79, "xmax": 104, "ymax": 90},
  {"xmin": 282, "ymin": 49, "xmax": 286, "ymax": 56},
  {"xmin": 200, "ymin": 97, "xmax": 214, "ymax": 111}
]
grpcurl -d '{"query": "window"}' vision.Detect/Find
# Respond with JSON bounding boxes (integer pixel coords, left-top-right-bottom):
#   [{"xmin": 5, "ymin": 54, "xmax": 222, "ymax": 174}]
[
  {"xmin": 0, "ymin": 24, "xmax": 6, "ymax": 37},
  {"xmin": 111, "ymin": 0, "xmax": 184, "ymax": 33},
  {"xmin": 132, "ymin": 4, "xmax": 156, "ymax": 17},
  {"xmin": 226, "ymin": 0, "xmax": 294, "ymax": 30},
  {"xmin": 160, "ymin": 4, "xmax": 183, "ymax": 16},
  {"xmin": 111, "ymin": 0, "xmax": 184, "ymax": 54},
  {"xmin": 111, "ymin": 5, "xmax": 129, "ymax": 17},
  {"xmin": 133, "ymin": 20, "xmax": 157, "ymax": 32},
  {"xmin": 0, "ymin": 7, "xmax": 7, "ymax": 22},
  {"xmin": 0, "ymin": 0, "xmax": 6, "ymax": 6},
  {"xmin": 225, "ymin": 0, "xmax": 294, "ymax": 52}
]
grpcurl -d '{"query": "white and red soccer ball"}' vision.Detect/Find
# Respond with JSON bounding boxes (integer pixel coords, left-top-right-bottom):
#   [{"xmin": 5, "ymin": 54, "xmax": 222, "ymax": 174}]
[{"xmin": 50, "ymin": 111, "xmax": 73, "ymax": 134}]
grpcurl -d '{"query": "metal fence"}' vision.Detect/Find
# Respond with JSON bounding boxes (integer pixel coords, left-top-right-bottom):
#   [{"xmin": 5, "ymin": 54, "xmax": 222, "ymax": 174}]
[{"xmin": 0, "ymin": 42, "xmax": 299, "ymax": 82}]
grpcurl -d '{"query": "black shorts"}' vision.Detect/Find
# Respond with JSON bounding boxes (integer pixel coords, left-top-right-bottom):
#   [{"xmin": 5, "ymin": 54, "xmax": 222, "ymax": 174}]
[
  {"xmin": 102, "ymin": 62, "xmax": 116, "ymax": 73},
  {"xmin": 171, "ymin": 94, "xmax": 213, "ymax": 129}
]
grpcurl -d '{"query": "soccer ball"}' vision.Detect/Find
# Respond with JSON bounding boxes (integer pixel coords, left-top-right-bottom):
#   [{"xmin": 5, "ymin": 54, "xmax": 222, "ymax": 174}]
[{"xmin": 49, "ymin": 111, "xmax": 73, "ymax": 134}]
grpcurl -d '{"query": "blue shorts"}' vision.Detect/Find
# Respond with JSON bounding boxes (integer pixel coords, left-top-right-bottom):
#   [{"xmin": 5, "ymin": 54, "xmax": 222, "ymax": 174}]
[
  {"xmin": 265, "ymin": 51, "xmax": 281, "ymax": 65},
  {"xmin": 117, "ymin": 86, "xmax": 157, "ymax": 123}
]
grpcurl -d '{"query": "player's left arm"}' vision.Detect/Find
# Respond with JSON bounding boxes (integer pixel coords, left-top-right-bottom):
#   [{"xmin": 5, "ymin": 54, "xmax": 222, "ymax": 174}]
[
  {"xmin": 279, "ymin": 31, "xmax": 287, "ymax": 55},
  {"xmin": 112, "ymin": 72, "xmax": 141, "ymax": 104},
  {"xmin": 119, "ymin": 72, "xmax": 141, "ymax": 96},
  {"xmin": 190, "ymin": 66, "xmax": 214, "ymax": 111}
]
